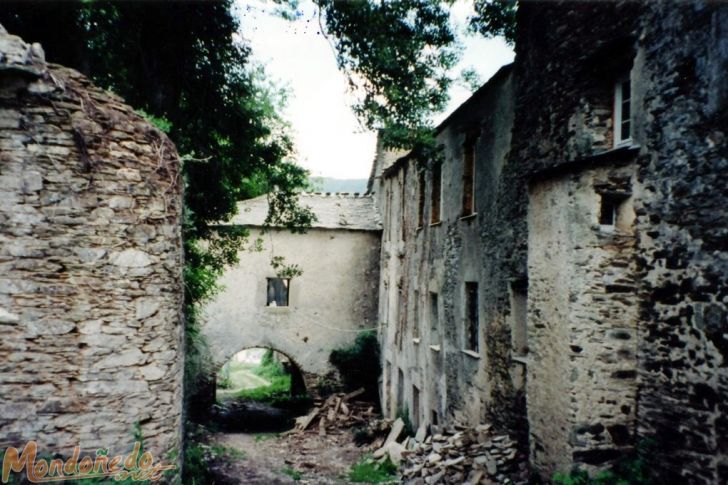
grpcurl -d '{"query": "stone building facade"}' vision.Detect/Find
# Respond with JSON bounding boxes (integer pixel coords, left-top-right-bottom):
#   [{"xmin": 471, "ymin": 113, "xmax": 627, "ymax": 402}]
[
  {"xmin": 370, "ymin": 66, "xmax": 519, "ymax": 433},
  {"xmin": 373, "ymin": 1, "xmax": 727, "ymax": 482},
  {"xmin": 0, "ymin": 25, "xmax": 184, "ymax": 473},
  {"xmin": 202, "ymin": 193, "xmax": 381, "ymax": 386}
]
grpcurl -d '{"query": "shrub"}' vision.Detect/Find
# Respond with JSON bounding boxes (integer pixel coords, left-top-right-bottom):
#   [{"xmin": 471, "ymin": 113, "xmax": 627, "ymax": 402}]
[
  {"xmin": 348, "ymin": 457, "xmax": 398, "ymax": 483},
  {"xmin": 329, "ymin": 331, "xmax": 381, "ymax": 401}
]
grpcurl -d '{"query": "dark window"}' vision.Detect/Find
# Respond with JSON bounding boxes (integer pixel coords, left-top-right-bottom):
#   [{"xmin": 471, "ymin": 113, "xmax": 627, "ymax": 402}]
[
  {"xmin": 511, "ymin": 280, "xmax": 528, "ymax": 356},
  {"xmin": 431, "ymin": 410, "xmax": 439, "ymax": 426},
  {"xmin": 412, "ymin": 385, "xmax": 420, "ymax": 429},
  {"xmin": 397, "ymin": 368, "xmax": 405, "ymax": 411},
  {"xmin": 400, "ymin": 168, "xmax": 407, "ymax": 241},
  {"xmin": 429, "ymin": 292, "xmax": 439, "ymax": 345},
  {"xmin": 431, "ymin": 164, "xmax": 441, "ymax": 224},
  {"xmin": 413, "ymin": 290, "xmax": 420, "ymax": 339},
  {"xmin": 462, "ymin": 138, "xmax": 476, "ymax": 216},
  {"xmin": 266, "ymin": 278, "xmax": 290, "ymax": 307},
  {"xmin": 417, "ymin": 171, "xmax": 425, "ymax": 228},
  {"xmin": 465, "ymin": 282, "xmax": 479, "ymax": 352}
]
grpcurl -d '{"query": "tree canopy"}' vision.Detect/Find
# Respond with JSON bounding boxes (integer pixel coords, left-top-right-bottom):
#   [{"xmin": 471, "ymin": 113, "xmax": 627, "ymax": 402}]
[{"xmin": 292, "ymin": 0, "xmax": 517, "ymax": 150}]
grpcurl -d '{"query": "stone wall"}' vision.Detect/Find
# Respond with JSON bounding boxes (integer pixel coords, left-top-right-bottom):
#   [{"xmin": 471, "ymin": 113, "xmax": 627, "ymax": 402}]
[
  {"xmin": 634, "ymin": 3, "xmax": 728, "ymax": 483},
  {"xmin": 0, "ymin": 25, "xmax": 184, "ymax": 471},
  {"xmin": 528, "ymin": 163, "xmax": 639, "ymax": 474},
  {"xmin": 373, "ymin": 66, "xmax": 519, "ymax": 434},
  {"xmin": 202, "ymin": 194, "xmax": 381, "ymax": 382},
  {"xmin": 514, "ymin": 1, "xmax": 727, "ymax": 480}
]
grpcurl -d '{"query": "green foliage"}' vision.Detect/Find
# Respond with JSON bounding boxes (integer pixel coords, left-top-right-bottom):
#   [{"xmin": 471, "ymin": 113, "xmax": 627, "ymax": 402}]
[
  {"xmin": 470, "ymin": 0, "xmax": 517, "ymax": 44},
  {"xmin": 395, "ymin": 407, "xmax": 415, "ymax": 438},
  {"xmin": 552, "ymin": 446, "xmax": 653, "ymax": 485},
  {"xmin": 305, "ymin": 0, "xmax": 517, "ymax": 150},
  {"xmin": 329, "ymin": 331, "xmax": 381, "ymax": 401},
  {"xmin": 135, "ymin": 109, "xmax": 173, "ymax": 134},
  {"xmin": 282, "ymin": 466, "xmax": 303, "ymax": 481},
  {"xmin": 348, "ymin": 457, "xmax": 398, "ymax": 483},
  {"xmin": 316, "ymin": 0, "xmax": 457, "ymax": 141},
  {"xmin": 0, "ymin": 1, "xmax": 315, "ymax": 412},
  {"xmin": 270, "ymin": 255, "xmax": 304, "ymax": 278}
]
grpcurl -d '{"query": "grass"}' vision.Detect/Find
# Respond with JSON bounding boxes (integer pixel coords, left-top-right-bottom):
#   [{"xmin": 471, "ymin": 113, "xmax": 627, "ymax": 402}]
[
  {"xmin": 229, "ymin": 350, "xmax": 312, "ymax": 408},
  {"xmin": 254, "ymin": 433, "xmax": 279, "ymax": 442},
  {"xmin": 348, "ymin": 457, "xmax": 398, "ymax": 483},
  {"xmin": 282, "ymin": 466, "xmax": 303, "ymax": 481}
]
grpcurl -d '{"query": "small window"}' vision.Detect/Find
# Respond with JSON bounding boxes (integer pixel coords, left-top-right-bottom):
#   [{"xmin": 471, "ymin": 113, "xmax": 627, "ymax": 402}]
[
  {"xmin": 431, "ymin": 164, "xmax": 442, "ymax": 224},
  {"xmin": 397, "ymin": 368, "xmax": 405, "ymax": 411},
  {"xmin": 400, "ymin": 168, "xmax": 407, "ymax": 241},
  {"xmin": 465, "ymin": 282, "xmax": 479, "ymax": 352},
  {"xmin": 417, "ymin": 171, "xmax": 425, "ymax": 228},
  {"xmin": 599, "ymin": 193, "xmax": 629, "ymax": 226},
  {"xmin": 614, "ymin": 73, "xmax": 632, "ymax": 147},
  {"xmin": 266, "ymin": 277, "xmax": 290, "ymax": 307},
  {"xmin": 431, "ymin": 410, "xmax": 439, "ymax": 426},
  {"xmin": 429, "ymin": 292, "xmax": 439, "ymax": 345},
  {"xmin": 412, "ymin": 385, "xmax": 421, "ymax": 429},
  {"xmin": 413, "ymin": 290, "xmax": 420, "ymax": 339},
  {"xmin": 462, "ymin": 137, "xmax": 476, "ymax": 216},
  {"xmin": 510, "ymin": 280, "xmax": 528, "ymax": 356}
]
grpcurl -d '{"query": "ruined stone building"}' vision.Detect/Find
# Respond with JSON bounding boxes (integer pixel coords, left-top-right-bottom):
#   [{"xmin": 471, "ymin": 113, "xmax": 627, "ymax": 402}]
[
  {"xmin": 203, "ymin": 193, "xmax": 381, "ymax": 387},
  {"xmin": 370, "ymin": 1, "xmax": 727, "ymax": 482},
  {"xmin": 0, "ymin": 25, "xmax": 184, "ymax": 473}
]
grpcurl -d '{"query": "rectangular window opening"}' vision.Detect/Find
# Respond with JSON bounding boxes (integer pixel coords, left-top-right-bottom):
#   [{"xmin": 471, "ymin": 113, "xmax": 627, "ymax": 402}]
[
  {"xmin": 599, "ymin": 193, "xmax": 629, "ymax": 226},
  {"xmin": 614, "ymin": 73, "xmax": 632, "ymax": 147},
  {"xmin": 417, "ymin": 171, "xmax": 425, "ymax": 228},
  {"xmin": 413, "ymin": 290, "xmax": 420, "ymax": 339},
  {"xmin": 397, "ymin": 368, "xmax": 405, "ymax": 412},
  {"xmin": 462, "ymin": 137, "xmax": 476, "ymax": 216},
  {"xmin": 400, "ymin": 168, "xmax": 407, "ymax": 241},
  {"xmin": 431, "ymin": 164, "xmax": 442, "ymax": 224},
  {"xmin": 431, "ymin": 410, "xmax": 439, "ymax": 426},
  {"xmin": 429, "ymin": 292, "xmax": 439, "ymax": 345},
  {"xmin": 510, "ymin": 280, "xmax": 528, "ymax": 356},
  {"xmin": 412, "ymin": 385, "xmax": 420, "ymax": 429},
  {"xmin": 465, "ymin": 282, "xmax": 479, "ymax": 352},
  {"xmin": 266, "ymin": 277, "xmax": 290, "ymax": 307}
]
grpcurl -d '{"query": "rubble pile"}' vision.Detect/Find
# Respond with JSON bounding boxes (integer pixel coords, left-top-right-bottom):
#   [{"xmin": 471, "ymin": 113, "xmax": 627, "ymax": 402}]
[
  {"xmin": 372, "ymin": 420, "xmax": 527, "ymax": 485},
  {"xmin": 290, "ymin": 387, "xmax": 376, "ymax": 436}
]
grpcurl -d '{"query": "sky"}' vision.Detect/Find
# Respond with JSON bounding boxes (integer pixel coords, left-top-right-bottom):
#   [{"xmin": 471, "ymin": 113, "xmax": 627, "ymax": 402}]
[{"xmin": 235, "ymin": 0, "xmax": 514, "ymax": 180}]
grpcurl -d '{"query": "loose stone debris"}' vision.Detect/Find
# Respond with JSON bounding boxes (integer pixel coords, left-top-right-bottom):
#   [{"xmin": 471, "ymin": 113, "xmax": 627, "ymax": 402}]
[
  {"xmin": 383, "ymin": 422, "xmax": 528, "ymax": 485},
  {"xmin": 289, "ymin": 387, "xmax": 374, "ymax": 435}
]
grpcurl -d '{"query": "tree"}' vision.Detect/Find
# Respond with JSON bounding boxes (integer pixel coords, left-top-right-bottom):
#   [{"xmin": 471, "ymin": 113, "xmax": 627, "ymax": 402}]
[{"xmin": 280, "ymin": 0, "xmax": 517, "ymax": 151}]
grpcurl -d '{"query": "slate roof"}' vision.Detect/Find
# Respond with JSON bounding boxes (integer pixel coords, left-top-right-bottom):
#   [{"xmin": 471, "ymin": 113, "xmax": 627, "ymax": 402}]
[{"xmin": 226, "ymin": 193, "xmax": 382, "ymax": 231}]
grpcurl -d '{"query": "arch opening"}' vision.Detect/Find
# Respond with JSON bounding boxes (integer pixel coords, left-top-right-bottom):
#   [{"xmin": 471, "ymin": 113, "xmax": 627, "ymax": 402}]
[{"xmin": 212, "ymin": 347, "xmax": 313, "ymax": 433}]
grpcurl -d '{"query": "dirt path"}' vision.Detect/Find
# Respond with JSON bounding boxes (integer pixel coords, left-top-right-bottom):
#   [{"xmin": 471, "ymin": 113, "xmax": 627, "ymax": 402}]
[
  {"xmin": 210, "ymin": 428, "xmax": 366, "ymax": 484},
  {"xmin": 217, "ymin": 368, "xmax": 271, "ymax": 398}
]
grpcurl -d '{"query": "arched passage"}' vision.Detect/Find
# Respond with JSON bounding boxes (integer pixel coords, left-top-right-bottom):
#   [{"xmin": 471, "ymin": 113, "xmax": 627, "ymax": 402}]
[{"xmin": 212, "ymin": 347, "xmax": 313, "ymax": 433}]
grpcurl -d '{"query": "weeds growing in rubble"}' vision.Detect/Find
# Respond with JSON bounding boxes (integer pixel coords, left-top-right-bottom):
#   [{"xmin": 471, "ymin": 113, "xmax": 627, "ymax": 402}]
[{"xmin": 348, "ymin": 457, "xmax": 398, "ymax": 483}]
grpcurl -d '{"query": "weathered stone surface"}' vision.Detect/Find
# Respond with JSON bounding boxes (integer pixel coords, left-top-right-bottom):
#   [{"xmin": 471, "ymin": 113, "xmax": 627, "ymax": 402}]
[{"xmin": 0, "ymin": 25, "xmax": 184, "ymax": 479}]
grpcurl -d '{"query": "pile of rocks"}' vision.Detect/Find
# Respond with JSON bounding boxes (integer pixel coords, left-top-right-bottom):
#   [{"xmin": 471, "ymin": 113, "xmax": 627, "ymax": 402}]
[
  {"xmin": 290, "ymin": 388, "xmax": 376, "ymax": 435},
  {"xmin": 375, "ymin": 422, "xmax": 527, "ymax": 484}
]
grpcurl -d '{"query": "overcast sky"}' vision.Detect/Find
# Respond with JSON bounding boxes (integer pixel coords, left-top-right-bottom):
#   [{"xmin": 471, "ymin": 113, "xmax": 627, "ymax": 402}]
[{"xmin": 236, "ymin": 0, "xmax": 514, "ymax": 179}]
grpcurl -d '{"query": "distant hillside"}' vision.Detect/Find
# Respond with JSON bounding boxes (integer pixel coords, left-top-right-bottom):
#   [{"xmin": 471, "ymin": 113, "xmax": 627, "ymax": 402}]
[{"xmin": 309, "ymin": 177, "xmax": 368, "ymax": 193}]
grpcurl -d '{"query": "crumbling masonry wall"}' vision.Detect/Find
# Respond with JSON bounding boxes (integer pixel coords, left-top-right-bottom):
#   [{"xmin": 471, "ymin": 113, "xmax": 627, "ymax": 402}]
[
  {"xmin": 0, "ymin": 26, "xmax": 184, "ymax": 466},
  {"xmin": 515, "ymin": 1, "xmax": 727, "ymax": 480}
]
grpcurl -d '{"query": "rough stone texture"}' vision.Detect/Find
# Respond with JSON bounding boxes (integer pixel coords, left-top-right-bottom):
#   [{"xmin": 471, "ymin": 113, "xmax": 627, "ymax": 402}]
[
  {"xmin": 203, "ymin": 196, "xmax": 381, "ymax": 382},
  {"xmin": 0, "ymin": 26, "xmax": 184, "ymax": 471},
  {"xmin": 373, "ymin": 1, "xmax": 727, "ymax": 481},
  {"xmin": 372, "ymin": 66, "xmax": 519, "ymax": 434},
  {"xmin": 515, "ymin": 1, "xmax": 728, "ymax": 480},
  {"xmin": 528, "ymin": 164, "xmax": 639, "ymax": 474}
]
